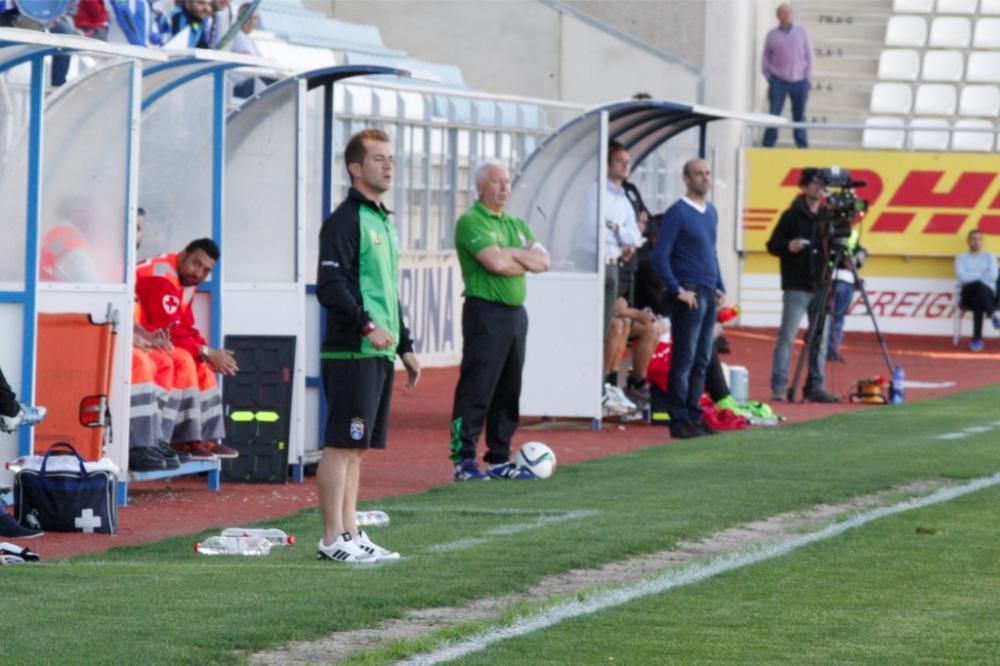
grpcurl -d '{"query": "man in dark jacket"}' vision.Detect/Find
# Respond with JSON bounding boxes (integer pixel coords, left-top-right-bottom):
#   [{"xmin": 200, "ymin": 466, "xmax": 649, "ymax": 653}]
[
  {"xmin": 766, "ymin": 168, "xmax": 838, "ymax": 403},
  {"xmin": 315, "ymin": 128, "xmax": 420, "ymax": 564}
]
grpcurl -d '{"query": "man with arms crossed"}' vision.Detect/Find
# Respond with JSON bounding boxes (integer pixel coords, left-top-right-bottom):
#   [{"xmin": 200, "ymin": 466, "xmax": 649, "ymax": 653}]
[
  {"xmin": 450, "ymin": 160, "xmax": 550, "ymax": 481},
  {"xmin": 316, "ymin": 128, "xmax": 420, "ymax": 563}
]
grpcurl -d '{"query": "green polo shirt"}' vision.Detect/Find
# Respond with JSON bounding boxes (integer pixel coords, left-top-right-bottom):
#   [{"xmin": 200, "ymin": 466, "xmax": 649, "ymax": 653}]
[{"xmin": 454, "ymin": 201, "xmax": 537, "ymax": 306}]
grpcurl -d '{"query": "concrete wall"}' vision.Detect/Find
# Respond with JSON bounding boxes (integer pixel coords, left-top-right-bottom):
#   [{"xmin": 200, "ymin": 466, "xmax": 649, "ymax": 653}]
[{"xmin": 322, "ymin": 0, "xmax": 701, "ymax": 105}]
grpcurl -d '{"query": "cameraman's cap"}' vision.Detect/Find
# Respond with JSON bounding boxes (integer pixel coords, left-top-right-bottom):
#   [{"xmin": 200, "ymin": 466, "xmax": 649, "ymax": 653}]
[{"xmin": 799, "ymin": 167, "xmax": 821, "ymax": 187}]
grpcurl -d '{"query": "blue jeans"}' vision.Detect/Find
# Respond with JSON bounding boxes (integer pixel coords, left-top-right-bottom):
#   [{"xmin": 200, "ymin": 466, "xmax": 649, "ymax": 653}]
[
  {"xmin": 770, "ymin": 289, "xmax": 828, "ymax": 395},
  {"xmin": 762, "ymin": 78, "xmax": 809, "ymax": 148},
  {"xmin": 666, "ymin": 286, "xmax": 717, "ymax": 424},
  {"xmin": 827, "ymin": 280, "xmax": 854, "ymax": 355}
]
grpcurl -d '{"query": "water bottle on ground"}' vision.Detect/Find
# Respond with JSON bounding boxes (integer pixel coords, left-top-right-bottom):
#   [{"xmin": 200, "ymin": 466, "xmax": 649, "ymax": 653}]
[
  {"xmin": 220, "ymin": 527, "xmax": 295, "ymax": 546},
  {"xmin": 194, "ymin": 535, "xmax": 272, "ymax": 556},
  {"xmin": 890, "ymin": 365, "xmax": 905, "ymax": 404},
  {"xmin": 356, "ymin": 510, "xmax": 390, "ymax": 527}
]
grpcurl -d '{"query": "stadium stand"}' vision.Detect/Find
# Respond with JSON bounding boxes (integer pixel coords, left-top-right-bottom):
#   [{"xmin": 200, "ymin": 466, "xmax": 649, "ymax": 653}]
[{"xmin": 863, "ymin": 0, "xmax": 1000, "ymax": 149}]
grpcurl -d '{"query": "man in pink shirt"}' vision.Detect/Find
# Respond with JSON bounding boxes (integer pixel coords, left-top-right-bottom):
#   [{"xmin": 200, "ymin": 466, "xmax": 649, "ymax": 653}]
[{"xmin": 761, "ymin": 3, "xmax": 814, "ymax": 148}]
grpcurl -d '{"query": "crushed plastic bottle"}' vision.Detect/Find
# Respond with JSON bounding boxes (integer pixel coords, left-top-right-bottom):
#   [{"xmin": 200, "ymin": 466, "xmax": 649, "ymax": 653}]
[
  {"xmin": 220, "ymin": 528, "xmax": 295, "ymax": 546},
  {"xmin": 356, "ymin": 510, "xmax": 390, "ymax": 527},
  {"xmin": 194, "ymin": 535, "xmax": 272, "ymax": 556}
]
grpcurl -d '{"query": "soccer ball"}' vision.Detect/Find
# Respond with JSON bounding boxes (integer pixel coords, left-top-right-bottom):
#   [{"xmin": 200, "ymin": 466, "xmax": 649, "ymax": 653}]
[{"xmin": 515, "ymin": 441, "xmax": 557, "ymax": 479}]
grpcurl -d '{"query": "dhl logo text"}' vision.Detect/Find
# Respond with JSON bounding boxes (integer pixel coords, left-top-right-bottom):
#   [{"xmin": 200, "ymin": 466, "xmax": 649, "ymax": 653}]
[{"xmin": 743, "ymin": 149, "xmax": 1000, "ymax": 256}]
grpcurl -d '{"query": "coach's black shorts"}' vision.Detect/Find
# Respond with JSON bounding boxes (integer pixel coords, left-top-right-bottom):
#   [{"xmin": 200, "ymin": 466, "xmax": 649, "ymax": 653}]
[{"xmin": 322, "ymin": 356, "xmax": 394, "ymax": 449}]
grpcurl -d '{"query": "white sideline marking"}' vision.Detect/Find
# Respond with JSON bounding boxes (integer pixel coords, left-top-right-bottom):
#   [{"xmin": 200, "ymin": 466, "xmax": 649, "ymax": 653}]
[
  {"xmin": 935, "ymin": 420, "xmax": 1000, "ymax": 440},
  {"xmin": 903, "ymin": 380, "xmax": 956, "ymax": 389},
  {"xmin": 428, "ymin": 510, "xmax": 597, "ymax": 553},
  {"xmin": 399, "ymin": 473, "xmax": 1000, "ymax": 666}
]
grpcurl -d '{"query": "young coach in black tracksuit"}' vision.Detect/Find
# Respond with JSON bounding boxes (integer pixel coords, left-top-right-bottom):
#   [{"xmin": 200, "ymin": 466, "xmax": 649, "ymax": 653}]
[{"xmin": 315, "ymin": 128, "xmax": 420, "ymax": 564}]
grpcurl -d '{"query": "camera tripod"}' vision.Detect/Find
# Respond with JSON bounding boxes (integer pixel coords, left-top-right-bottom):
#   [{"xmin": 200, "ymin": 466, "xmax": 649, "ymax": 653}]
[{"xmin": 786, "ymin": 239, "xmax": 895, "ymax": 403}]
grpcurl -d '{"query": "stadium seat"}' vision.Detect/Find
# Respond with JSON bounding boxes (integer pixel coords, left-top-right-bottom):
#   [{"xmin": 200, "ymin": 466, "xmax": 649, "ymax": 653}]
[
  {"xmin": 966, "ymin": 53, "xmax": 1000, "ymax": 83},
  {"xmin": 928, "ymin": 17, "xmax": 971, "ymax": 48},
  {"xmin": 935, "ymin": 0, "xmax": 979, "ymax": 13},
  {"xmin": 914, "ymin": 83, "xmax": 957, "ymax": 115},
  {"xmin": 885, "ymin": 16, "xmax": 928, "ymax": 47},
  {"xmin": 972, "ymin": 18, "xmax": 1000, "ymax": 48},
  {"xmin": 951, "ymin": 119, "xmax": 996, "ymax": 151},
  {"xmin": 893, "ymin": 0, "xmax": 933, "ymax": 11},
  {"xmin": 862, "ymin": 117, "xmax": 906, "ymax": 149},
  {"xmin": 878, "ymin": 49, "xmax": 920, "ymax": 80},
  {"xmin": 870, "ymin": 82, "xmax": 914, "ymax": 114},
  {"xmin": 908, "ymin": 118, "xmax": 951, "ymax": 150},
  {"xmin": 981, "ymin": 0, "xmax": 1000, "ymax": 14},
  {"xmin": 920, "ymin": 50, "xmax": 963, "ymax": 82},
  {"xmin": 958, "ymin": 85, "xmax": 1000, "ymax": 116}
]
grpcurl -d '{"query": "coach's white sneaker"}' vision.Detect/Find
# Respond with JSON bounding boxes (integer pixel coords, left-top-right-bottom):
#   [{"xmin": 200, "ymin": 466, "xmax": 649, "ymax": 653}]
[
  {"xmin": 357, "ymin": 530, "xmax": 400, "ymax": 561},
  {"xmin": 317, "ymin": 533, "xmax": 377, "ymax": 564}
]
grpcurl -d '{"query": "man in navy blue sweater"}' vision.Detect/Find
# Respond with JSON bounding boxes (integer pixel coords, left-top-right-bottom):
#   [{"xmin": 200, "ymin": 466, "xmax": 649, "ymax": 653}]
[{"xmin": 652, "ymin": 159, "xmax": 725, "ymax": 439}]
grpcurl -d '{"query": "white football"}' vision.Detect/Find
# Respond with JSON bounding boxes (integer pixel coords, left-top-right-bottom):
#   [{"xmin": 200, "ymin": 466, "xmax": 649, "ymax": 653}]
[{"xmin": 515, "ymin": 441, "xmax": 557, "ymax": 479}]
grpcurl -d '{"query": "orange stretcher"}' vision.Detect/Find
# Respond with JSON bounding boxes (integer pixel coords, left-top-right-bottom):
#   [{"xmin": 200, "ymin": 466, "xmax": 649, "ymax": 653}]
[{"xmin": 33, "ymin": 312, "xmax": 117, "ymax": 461}]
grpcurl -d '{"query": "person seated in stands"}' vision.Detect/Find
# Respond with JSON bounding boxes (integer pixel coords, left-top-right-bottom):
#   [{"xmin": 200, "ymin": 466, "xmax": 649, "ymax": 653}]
[
  {"xmin": 955, "ymin": 228, "xmax": 1000, "ymax": 352},
  {"xmin": 169, "ymin": 0, "xmax": 216, "ymax": 48},
  {"xmin": 135, "ymin": 238, "xmax": 239, "ymax": 459},
  {"xmin": 0, "ymin": 1, "xmax": 74, "ymax": 86},
  {"xmin": 106, "ymin": 0, "xmax": 171, "ymax": 47}
]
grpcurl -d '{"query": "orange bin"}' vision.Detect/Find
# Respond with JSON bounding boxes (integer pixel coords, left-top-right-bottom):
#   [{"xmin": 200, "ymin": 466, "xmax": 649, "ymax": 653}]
[{"xmin": 33, "ymin": 313, "xmax": 116, "ymax": 461}]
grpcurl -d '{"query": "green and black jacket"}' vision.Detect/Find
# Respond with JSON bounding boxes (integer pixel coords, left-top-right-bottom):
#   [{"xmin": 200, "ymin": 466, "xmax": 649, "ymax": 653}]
[{"xmin": 317, "ymin": 188, "xmax": 413, "ymax": 360}]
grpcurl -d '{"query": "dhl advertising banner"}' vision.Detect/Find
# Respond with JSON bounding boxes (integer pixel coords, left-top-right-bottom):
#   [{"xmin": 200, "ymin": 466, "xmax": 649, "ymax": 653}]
[{"xmin": 740, "ymin": 148, "xmax": 1000, "ymax": 336}]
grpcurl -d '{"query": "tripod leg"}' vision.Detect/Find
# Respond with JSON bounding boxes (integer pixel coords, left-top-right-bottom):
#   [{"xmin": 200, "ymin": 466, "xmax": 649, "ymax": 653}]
[{"xmin": 852, "ymin": 268, "xmax": 895, "ymax": 374}]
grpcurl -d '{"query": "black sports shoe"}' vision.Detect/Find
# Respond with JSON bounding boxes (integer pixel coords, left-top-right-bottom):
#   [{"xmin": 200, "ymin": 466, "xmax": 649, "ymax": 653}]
[
  {"xmin": 804, "ymin": 390, "xmax": 840, "ymax": 404},
  {"xmin": 129, "ymin": 447, "xmax": 167, "ymax": 472},
  {"xmin": 670, "ymin": 420, "xmax": 703, "ymax": 439},
  {"xmin": 0, "ymin": 511, "xmax": 43, "ymax": 539},
  {"xmin": 696, "ymin": 421, "xmax": 719, "ymax": 436},
  {"xmin": 157, "ymin": 443, "xmax": 182, "ymax": 469}
]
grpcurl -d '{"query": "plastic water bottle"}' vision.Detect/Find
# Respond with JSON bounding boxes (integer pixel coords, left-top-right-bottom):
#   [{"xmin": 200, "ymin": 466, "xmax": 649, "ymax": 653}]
[
  {"xmin": 890, "ymin": 365, "xmax": 905, "ymax": 404},
  {"xmin": 194, "ymin": 535, "xmax": 272, "ymax": 556},
  {"xmin": 220, "ymin": 528, "xmax": 295, "ymax": 546},
  {"xmin": 356, "ymin": 510, "xmax": 390, "ymax": 527}
]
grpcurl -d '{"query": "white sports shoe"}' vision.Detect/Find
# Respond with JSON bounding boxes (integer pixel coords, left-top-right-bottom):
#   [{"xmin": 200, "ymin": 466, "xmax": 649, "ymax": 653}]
[
  {"xmin": 317, "ymin": 533, "xmax": 377, "ymax": 564},
  {"xmin": 357, "ymin": 530, "xmax": 400, "ymax": 561},
  {"xmin": 602, "ymin": 383, "xmax": 636, "ymax": 416},
  {"xmin": 0, "ymin": 403, "xmax": 47, "ymax": 434}
]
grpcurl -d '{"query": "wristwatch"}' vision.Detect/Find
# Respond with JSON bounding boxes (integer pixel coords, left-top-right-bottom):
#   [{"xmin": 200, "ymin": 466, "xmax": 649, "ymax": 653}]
[
  {"xmin": 361, "ymin": 321, "xmax": 376, "ymax": 336},
  {"xmin": 199, "ymin": 344, "xmax": 209, "ymax": 359}
]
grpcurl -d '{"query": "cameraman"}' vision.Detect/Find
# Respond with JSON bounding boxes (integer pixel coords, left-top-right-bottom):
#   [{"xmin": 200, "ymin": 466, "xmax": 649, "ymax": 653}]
[{"xmin": 765, "ymin": 168, "xmax": 839, "ymax": 403}]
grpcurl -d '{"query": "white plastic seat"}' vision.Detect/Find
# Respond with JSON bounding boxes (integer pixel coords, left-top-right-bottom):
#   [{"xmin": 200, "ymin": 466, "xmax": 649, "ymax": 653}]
[
  {"xmin": 966, "ymin": 53, "xmax": 1000, "ymax": 84},
  {"xmin": 908, "ymin": 118, "xmax": 951, "ymax": 150},
  {"xmin": 935, "ymin": 0, "xmax": 979, "ymax": 13},
  {"xmin": 981, "ymin": 0, "xmax": 1000, "ymax": 14},
  {"xmin": 894, "ymin": 0, "xmax": 934, "ymax": 10},
  {"xmin": 921, "ymin": 50, "xmax": 963, "ymax": 82},
  {"xmin": 973, "ymin": 18, "xmax": 1000, "ymax": 48},
  {"xmin": 885, "ymin": 16, "xmax": 928, "ymax": 47},
  {"xmin": 959, "ymin": 85, "xmax": 1000, "ymax": 117},
  {"xmin": 870, "ymin": 82, "xmax": 913, "ymax": 114},
  {"xmin": 878, "ymin": 49, "xmax": 920, "ymax": 80},
  {"xmin": 929, "ymin": 17, "xmax": 971, "ymax": 48},
  {"xmin": 863, "ymin": 117, "xmax": 906, "ymax": 149},
  {"xmin": 914, "ymin": 83, "xmax": 957, "ymax": 115},
  {"xmin": 951, "ymin": 119, "xmax": 996, "ymax": 151}
]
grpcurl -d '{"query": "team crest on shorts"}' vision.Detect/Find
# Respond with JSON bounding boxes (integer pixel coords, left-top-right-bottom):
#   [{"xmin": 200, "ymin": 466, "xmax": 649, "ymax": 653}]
[{"xmin": 349, "ymin": 417, "xmax": 365, "ymax": 441}]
